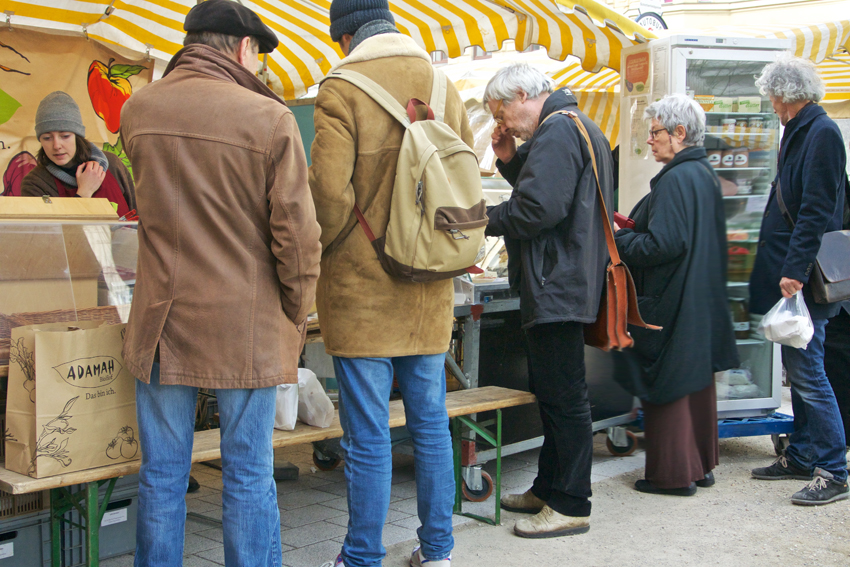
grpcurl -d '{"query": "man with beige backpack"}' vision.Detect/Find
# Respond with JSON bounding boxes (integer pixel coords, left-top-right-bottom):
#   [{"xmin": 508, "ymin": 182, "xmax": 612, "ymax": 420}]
[
  {"xmin": 309, "ymin": 2, "xmax": 483, "ymax": 567},
  {"xmin": 484, "ymin": 63, "xmax": 615, "ymax": 538}
]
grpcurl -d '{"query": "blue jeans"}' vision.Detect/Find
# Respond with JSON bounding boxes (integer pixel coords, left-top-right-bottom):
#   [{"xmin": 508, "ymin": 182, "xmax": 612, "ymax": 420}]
[
  {"xmin": 783, "ymin": 319, "xmax": 848, "ymax": 481},
  {"xmin": 134, "ymin": 364, "xmax": 281, "ymax": 567},
  {"xmin": 333, "ymin": 355, "xmax": 454, "ymax": 567}
]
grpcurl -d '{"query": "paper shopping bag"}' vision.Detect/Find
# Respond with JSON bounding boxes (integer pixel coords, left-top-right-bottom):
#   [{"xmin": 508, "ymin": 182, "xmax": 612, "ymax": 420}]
[{"xmin": 5, "ymin": 321, "xmax": 140, "ymax": 478}]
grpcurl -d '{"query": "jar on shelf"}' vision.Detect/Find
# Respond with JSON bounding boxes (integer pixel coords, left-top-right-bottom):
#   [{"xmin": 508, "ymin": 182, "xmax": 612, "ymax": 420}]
[
  {"xmin": 721, "ymin": 149, "xmax": 735, "ymax": 168},
  {"xmin": 735, "ymin": 118, "xmax": 749, "ymax": 128},
  {"xmin": 733, "ymin": 147, "xmax": 749, "ymax": 167},
  {"xmin": 707, "ymin": 150, "xmax": 722, "ymax": 168},
  {"xmin": 721, "ymin": 119, "xmax": 737, "ymax": 134},
  {"xmin": 729, "ymin": 297, "xmax": 750, "ymax": 340},
  {"xmin": 749, "ymin": 117, "xmax": 764, "ymax": 131}
]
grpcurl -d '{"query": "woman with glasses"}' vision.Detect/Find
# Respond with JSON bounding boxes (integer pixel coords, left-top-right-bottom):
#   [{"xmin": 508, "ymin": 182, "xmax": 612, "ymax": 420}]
[{"xmin": 613, "ymin": 94, "xmax": 739, "ymax": 496}]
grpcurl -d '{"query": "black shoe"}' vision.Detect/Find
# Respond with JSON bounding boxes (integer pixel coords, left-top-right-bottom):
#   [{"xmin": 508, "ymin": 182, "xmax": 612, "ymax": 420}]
[
  {"xmin": 752, "ymin": 456, "xmax": 811, "ymax": 481},
  {"xmin": 790, "ymin": 468, "xmax": 849, "ymax": 506},
  {"xmin": 696, "ymin": 471, "xmax": 715, "ymax": 488},
  {"xmin": 634, "ymin": 479, "xmax": 696, "ymax": 496},
  {"xmin": 187, "ymin": 475, "xmax": 200, "ymax": 494}
]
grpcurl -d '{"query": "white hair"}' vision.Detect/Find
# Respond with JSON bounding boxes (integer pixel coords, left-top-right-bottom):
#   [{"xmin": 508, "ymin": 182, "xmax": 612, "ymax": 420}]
[
  {"xmin": 645, "ymin": 94, "xmax": 706, "ymax": 147},
  {"xmin": 483, "ymin": 62, "xmax": 555, "ymax": 105},
  {"xmin": 755, "ymin": 55, "xmax": 825, "ymax": 103}
]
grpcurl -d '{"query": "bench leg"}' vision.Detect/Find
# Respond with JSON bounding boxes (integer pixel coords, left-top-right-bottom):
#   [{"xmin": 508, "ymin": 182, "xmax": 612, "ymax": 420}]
[
  {"xmin": 451, "ymin": 409, "xmax": 503, "ymax": 526},
  {"xmin": 50, "ymin": 478, "xmax": 117, "ymax": 567}
]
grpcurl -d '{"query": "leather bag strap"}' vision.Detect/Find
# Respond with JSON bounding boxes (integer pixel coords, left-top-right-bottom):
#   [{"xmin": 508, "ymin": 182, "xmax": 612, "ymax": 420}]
[
  {"xmin": 541, "ymin": 110, "xmax": 621, "ymax": 266},
  {"xmin": 773, "ymin": 180, "xmax": 797, "ymax": 230}
]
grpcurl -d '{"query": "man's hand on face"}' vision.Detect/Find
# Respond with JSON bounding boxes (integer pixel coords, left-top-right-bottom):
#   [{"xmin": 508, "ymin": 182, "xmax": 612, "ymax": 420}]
[{"xmin": 491, "ymin": 124, "xmax": 517, "ymax": 164}]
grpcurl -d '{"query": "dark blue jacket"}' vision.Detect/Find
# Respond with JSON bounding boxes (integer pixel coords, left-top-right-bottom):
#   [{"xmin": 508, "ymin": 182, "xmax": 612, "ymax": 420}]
[
  {"xmin": 750, "ymin": 104, "xmax": 846, "ymax": 321},
  {"xmin": 486, "ymin": 89, "xmax": 614, "ymax": 328}
]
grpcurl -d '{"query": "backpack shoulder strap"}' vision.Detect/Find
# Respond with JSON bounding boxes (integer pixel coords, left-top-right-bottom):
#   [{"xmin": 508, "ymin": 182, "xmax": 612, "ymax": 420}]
[
  {"xmin": 324, "ymin": 69, "xmax": 410, "ymax": 127},
  {"xmin": 429, "ymin": 67, "xmax": 448, "ymax": 123}
]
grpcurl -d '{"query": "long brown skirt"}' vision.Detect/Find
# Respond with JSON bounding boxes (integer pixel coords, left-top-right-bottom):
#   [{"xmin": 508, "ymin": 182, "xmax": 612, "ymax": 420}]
[{"xmin": 642, "ymin": 381, "xmax": 719, "ymax": 489}]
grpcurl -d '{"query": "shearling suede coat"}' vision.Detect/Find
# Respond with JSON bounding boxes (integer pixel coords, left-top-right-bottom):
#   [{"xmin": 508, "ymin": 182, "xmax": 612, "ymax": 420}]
[
  {"xmin": 119, "ymin": 45, "xmax": 322, "ymax": 388},
  {"xmin": 309, "ymin": 34, "xmax": 473, "ymax": 357}
]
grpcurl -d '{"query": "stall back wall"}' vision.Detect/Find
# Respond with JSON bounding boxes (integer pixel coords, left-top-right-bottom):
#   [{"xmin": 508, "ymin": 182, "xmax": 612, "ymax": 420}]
[{"xmin": 0, "ymin": 28, "xmax": 152, "ymax": 195}]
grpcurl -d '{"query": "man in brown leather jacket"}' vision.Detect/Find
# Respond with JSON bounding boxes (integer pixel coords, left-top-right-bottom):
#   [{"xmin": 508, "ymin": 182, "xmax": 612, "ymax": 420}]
[{"xmin": 120, "ymin": 1, "xmax": 321, "ymax": 564}]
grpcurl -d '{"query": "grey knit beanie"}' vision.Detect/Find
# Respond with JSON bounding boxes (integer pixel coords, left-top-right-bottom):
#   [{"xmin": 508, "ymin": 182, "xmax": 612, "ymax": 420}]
[
  {"xmin": 35, "ymin": 91, "xmax": 85, "ymax": 138},
  {"xmin": 329, "ymin": 0, "xmax": 395, "ymax": 43}
]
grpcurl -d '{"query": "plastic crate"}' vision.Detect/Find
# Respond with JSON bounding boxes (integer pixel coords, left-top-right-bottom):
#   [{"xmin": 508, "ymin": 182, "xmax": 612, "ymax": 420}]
[
  {"xmin": 0, "ymin": 511, "xmax": 51, "ymax": 567},
  {"xmin": 53, "ymin": 485, "xmax": 138, "ymax": 566},
  {"xmin": 0, "ymin": 490, "xmax": 47, "ymax": 522}
]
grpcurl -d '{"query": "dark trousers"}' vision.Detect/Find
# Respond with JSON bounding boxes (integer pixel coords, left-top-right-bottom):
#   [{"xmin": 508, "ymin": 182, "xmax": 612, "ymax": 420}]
[
  {"xmin": 824, "ymin": 308, "xmax": 850, "ymax": 446},
  {"xmin": 642, "ymin": 381, "xmax": 719, "ymax": 488},
  {"xmin": 524, "ymin": 322, "xmax": 592, "ymax": 517}
]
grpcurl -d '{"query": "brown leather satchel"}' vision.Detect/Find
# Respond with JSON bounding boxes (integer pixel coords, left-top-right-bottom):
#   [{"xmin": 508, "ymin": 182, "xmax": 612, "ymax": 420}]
[{"xmin": 547, "ymin": 110, "xmax": 661, "ymax": 350}]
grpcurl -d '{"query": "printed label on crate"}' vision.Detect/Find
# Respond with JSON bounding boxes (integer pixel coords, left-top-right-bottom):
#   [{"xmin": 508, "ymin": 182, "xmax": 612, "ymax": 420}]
[
  {"xmin": 0, "ymin": 542, "xmax": 12, "ymax": 559},
  {"xmin": 101, "ymin": 507, "xmax": 128, "ymax": 527},
  {"xmin": 733, "ymin": 322, "xmax": 750, "ymax": 332},
  {"xmin": 745, "ymin": 195, "xmax": 769, "ymax": 213}
]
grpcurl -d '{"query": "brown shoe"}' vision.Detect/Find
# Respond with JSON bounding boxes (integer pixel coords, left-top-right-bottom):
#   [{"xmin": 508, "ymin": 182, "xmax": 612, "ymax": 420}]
[
  {"xmin": 514, "ymin": 505, "xmax": 590, "ymax": 539},
  {"xmin": 500, "ymin": 489, "xmax": 545, "ymax": 514}
]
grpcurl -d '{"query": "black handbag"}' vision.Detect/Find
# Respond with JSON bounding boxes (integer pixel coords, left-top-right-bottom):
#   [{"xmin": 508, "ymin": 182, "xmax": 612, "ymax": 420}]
[{"xmin": 774, "ymin": 180, "xmax": 850, "ymax": 304}]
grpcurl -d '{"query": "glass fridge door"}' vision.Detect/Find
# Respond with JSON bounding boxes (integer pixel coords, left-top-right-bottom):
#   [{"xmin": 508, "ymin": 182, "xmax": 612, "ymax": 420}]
[{"xmin": 674, "ymin": 48, "xmax": 784, "ymax": 417}]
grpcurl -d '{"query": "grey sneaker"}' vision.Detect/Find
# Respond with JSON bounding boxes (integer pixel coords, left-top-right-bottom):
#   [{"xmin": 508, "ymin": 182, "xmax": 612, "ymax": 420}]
[
  {"xmin": 790, "ymin": 468, "xmax": 850, "ymax": 506},
  {"xmin": 751, "ymin": 455, "xmax": 811, "ymax": 480}
]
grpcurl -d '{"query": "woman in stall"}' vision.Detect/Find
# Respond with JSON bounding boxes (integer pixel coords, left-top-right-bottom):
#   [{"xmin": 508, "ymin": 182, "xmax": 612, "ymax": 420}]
[
  {"xmin": 21, "ymin": 91, "xmax": 135, "ymax": 216},
  {"xmin": 614, "ymin": 94, "xmax": 739, "ymax": 496}
]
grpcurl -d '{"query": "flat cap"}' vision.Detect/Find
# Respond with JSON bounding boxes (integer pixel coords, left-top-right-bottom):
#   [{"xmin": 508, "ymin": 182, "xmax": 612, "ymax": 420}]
[{"xmin": 185, "ymin": 0, "xmax": 279, "ymax": 54}]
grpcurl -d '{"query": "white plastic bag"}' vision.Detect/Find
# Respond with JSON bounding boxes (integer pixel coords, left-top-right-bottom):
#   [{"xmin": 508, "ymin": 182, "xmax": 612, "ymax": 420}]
[
  {"xmin": 757, "ymin": 290, "xmax": 814, "ymax": 349},
  {"xmin": 297, "ymin": 368, "xmax": 334, "ymax": 428},
  {"xmin": 274, "ymin": 384, "xmax": 298, "ymax": 431}
]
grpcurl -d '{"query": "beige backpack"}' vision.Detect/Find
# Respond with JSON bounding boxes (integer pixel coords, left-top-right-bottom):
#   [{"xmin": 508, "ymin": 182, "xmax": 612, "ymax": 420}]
[{"xmin": 325, "ymin": 68, "xmax": 487, "ymax": 282}]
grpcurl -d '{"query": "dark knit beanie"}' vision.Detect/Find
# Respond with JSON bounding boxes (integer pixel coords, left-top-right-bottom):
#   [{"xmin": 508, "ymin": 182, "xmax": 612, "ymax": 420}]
[
  {"xmin": 35, "ymin": 91, "xmax": 85, "ymax": 138},
  {"xmin": 329, "ymin": 0, "xmax": 395, "ymax": 43}
]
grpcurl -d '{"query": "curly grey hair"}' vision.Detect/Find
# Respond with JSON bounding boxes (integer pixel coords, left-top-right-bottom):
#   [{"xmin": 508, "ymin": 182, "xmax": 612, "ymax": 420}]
[
  {"xmin": 755, "ymin": 55, "xmax": 825, "ymax": 103},
  {"xmin": 645, "ymin": 94, "xmax": 706, "ymax": 147},
  {"xmin": 483, "ymin": 62, "xmax": 555, "ymax": 106}
]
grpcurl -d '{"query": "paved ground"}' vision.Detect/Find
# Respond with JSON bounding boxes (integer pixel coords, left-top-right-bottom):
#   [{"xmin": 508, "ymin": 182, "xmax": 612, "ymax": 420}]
[
  {"xmin": 102, "ymin": 388, "xmax": 850, "ymax": 567},
  {"xmin": 101, "ymin": 431, "xmax": 644, "ymax": 567}
]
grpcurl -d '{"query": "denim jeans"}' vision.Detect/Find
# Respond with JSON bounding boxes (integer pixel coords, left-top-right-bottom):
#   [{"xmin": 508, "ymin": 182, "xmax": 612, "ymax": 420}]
[
  {"xmin": 783, "ymin": 319, "xmax": 848, "ymax": 481},
  {"xmin": 134, "ymin": 363, "xmax": 281, "ymax": 567},
  {"xmin": 333, "ymin": 355, "xmax": 454, "ymax": 567}
]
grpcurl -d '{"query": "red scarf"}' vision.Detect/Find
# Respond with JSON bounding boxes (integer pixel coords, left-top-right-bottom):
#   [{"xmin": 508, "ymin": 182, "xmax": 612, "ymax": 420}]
[{"xmin": 53, "ymin": 170, "xmax": 130, "ymax": 218}]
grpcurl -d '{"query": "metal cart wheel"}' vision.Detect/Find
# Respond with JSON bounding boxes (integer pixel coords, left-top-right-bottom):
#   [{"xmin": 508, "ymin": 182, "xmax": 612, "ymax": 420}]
[
  {"xmin": 462, "ymin": 470, "xmax": 494, "ymax": 502},
  {"xmin": 312, "ymin": 452, "xmax": 342, "ymax": 471},
  {"xmin": 606, "ymin": 430, "xmax": 638, "ymax": 456},
  {"xmin": 771, "ymin": 434, "xmax": 790, "ymax": 456}
]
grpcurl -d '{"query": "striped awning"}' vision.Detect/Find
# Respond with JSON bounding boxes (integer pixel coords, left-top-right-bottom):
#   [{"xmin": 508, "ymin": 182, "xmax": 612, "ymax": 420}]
[
  {"xmin": 819, "ymin": 52, "xmax": 850, "ymax": 102},
  {"xmin": 669, "ymin": 21, "xmax": 850, "ymax": 64},
  {"xmin": 550, "ymin": 62, "xmax": 619, "ymax": 146},
  {"xmin": 3, "ymin": 0, "xmax": 649, "ymax": 99}
]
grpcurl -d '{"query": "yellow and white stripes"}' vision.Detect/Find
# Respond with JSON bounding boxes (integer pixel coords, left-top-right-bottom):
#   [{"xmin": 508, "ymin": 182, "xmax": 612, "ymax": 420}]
[
  {"xmin": 3, "ymin": 0, "xmax": 647, "ymax": 99},
  {"xmin": 550, "ymin": 60, "xmax": 619, "ymax": 147},
  {"xmin": 819, "ymin": 52, "xmax": 850, "ymax": 102}
]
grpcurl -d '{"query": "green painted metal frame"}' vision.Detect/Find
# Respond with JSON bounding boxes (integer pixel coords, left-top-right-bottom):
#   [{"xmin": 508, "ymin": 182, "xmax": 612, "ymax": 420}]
[
  {"xmin": 49, "ymin": 477, "xmax": 117, "ymax": 567},
  {"xmin": 451, "ymin": 409, "xmax": 502, "ymax": 525}
]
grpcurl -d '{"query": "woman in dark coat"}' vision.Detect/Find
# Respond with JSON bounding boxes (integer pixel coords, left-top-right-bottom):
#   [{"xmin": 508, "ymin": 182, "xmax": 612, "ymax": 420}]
[
  {"xmin": 20, "ymin": 91, "xmax": 135, "ymax": 216},
  {"xmin": 614, "ymin": 94, "xmax": 739, "ymax": 496}
]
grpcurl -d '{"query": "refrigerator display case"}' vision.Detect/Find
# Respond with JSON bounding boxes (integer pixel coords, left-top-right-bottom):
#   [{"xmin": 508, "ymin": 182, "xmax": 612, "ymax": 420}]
[{"xmin": 618, "ymin": 36, "xmax": 790, "ymax": 418}]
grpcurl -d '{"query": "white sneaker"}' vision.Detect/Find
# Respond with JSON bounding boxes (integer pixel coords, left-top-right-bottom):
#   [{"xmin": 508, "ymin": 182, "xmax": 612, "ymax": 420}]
[
  {"xmin": 410, "ymin": 545, "xmax": 451, "ymax": 567},
  {"xmin": 320, "ymin": 554, "xmax": 344, "ymax": 567}
]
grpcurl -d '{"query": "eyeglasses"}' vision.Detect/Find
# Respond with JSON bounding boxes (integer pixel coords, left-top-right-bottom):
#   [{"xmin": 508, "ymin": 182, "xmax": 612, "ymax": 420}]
[
  {"xmin": 493, "ymin": 100, "xmax": 505, "ymax": 125},
  {"xmin": 649, "ymin": 128, "xmax": 669, "ymax": 140}
]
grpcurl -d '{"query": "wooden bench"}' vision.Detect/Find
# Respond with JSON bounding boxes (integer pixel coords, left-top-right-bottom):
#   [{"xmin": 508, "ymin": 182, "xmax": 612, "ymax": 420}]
[{"xmin": 0, "ymin": 385, "xmax": 536, "ymax": 567}]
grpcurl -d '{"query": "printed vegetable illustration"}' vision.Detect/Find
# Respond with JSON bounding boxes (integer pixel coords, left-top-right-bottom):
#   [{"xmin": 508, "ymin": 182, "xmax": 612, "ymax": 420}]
[
  {"xmin": 9, "ymin": 337, "xmax": 36, "ymax": 403},
  {"xmin": 105, "ymin": 425, "xmax": 139, "ymax": 459},
  {"xmin": 0, "ymin": 40, "xmax": 30, "ymax": 77},
  {"xmin": 2, "ymin": 151, "xmax": 36, "ymax": 196},
  {"xmin": 87, "ymin": 58, "xmax": 146, "ymax": 134},
  {"xmin": 29, "ymin": 396, "xmax": 78, "ymax": 476}
]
